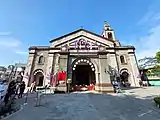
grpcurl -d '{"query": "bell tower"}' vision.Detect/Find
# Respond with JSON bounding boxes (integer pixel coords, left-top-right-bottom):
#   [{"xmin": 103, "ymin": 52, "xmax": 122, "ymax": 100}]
[{"xmin": 102, "ymin": 21, "xmax": 116, "ymax": 40}]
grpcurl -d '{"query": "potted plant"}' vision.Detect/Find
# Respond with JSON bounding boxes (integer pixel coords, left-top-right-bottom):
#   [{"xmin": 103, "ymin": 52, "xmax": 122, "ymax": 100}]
[{"xmin": 154, "ymin": 96, "xmax": 160, "ymax": 108}]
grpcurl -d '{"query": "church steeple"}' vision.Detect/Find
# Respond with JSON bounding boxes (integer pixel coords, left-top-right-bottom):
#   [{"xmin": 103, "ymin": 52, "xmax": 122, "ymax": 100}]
[{"xmin": 102, "ymin": 21, "xmax": 116, "ymax": 40}]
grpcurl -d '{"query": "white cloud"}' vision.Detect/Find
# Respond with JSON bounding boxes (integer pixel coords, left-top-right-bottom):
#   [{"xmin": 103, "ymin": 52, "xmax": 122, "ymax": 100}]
[
  {"xmin": 138, "ymin": 0, "xmax": 160, "ymax": 26},
  {"xmin": 0, "ymin": 32, "xmax": 11, "ymax": 36},
  {"xmin": 137, "ymin": 11, "xmax": 154, "ymax": 25},
  {"xmin": 136, "ymin": 25, "xmax": 160, "ymax": 59},
  {"xmin": 0, "ymin": 36, "xmax": 28, "ymax": 65},
  {"xmin": 0, "ymin": 36, "xmax": 28, "ymax": 55},
  {"xmin": 138, "ymin": 12, "xmax": 160, "ymax": 28},
  {"xmin": 15, "ymin": 51, "xmax": 28, "ymax": 55},
  {"xmin": 136, "ymin": 22, "xmax": 160, "ymax": 59},
  {"xmin": 0, "ymin": 38, "xmax": 21, "ymax": 47},
  {"xmin": 155, "ymin": 15, "xmax": 160, "ymax": 21},
  {"xmin": 126, "ymin": 1, "xmax": 160, "ymax": 60}
]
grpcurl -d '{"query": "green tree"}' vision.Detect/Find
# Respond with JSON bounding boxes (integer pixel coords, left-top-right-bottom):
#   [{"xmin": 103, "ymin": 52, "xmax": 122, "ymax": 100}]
[
  {"xmin": 149, "ymin": 51, "xmax": 160, "ymax": 73},
  {"xmin": 156, "ymin": 51, "xmax": 160, "ymax": 63},
  {"xmin": 152, "ymin": 65, "xmax": 160, "ymax": 72}
]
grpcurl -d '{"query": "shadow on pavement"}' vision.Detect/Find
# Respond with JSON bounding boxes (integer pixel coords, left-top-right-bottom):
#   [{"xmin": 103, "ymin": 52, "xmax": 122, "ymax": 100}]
[
  {"xmin": 121, "ymin": 86, "xmax": 141, "ymax": 90},
  {"xmin": 88, "ymin": 93, "xmax": 160, "ymax": 120}
]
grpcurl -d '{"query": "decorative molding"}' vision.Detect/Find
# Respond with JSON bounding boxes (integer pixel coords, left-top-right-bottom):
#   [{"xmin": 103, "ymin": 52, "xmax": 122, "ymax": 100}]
[
  {"xmin": 72, "ymin": 58, "xmax": 95, "ymax": 71},
  {"xmin": 54, "ymin": 35, "xmax": 111, "ymax": 48},
  {"xmin": 33, "ymin": 69, "xmax": 44, "ymax": 75},
  {"xmin": 119, "ymin": 67, "xmax": 130, "ymax": 75},
  {"xmin": 69, "ymin": 55, "xmax": 98, "ymax": 58}
]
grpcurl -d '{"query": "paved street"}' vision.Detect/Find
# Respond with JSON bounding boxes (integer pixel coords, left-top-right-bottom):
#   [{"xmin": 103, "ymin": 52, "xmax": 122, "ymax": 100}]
[{"xmin": 5, "ymin": 87, "xmax": 160, "ymax": 120}]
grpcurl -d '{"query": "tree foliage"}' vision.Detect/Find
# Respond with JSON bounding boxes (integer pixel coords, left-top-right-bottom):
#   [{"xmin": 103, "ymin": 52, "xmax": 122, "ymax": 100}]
[
  {"xmin": 145, "ymin": 51, "xmax": 160, "ymax": 73},
  {"xmin": 152, "ymin": 65, "xmax": 160, "ymax": 72},
  {"xmin": 156, "ymin": 51, "xmax": 160, "ymax": 63}
]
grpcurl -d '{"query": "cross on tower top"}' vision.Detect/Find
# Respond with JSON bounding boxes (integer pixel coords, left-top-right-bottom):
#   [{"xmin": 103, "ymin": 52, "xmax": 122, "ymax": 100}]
[{"xmin": 104, "ymin": 21, "xmax": 110, "ymax": 27}]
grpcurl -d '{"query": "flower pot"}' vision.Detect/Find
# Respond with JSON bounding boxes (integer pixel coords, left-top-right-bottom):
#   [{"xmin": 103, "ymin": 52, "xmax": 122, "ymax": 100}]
[{"xmin": 154, "ymin": 96, "xmax": 160, "ymax": 107}]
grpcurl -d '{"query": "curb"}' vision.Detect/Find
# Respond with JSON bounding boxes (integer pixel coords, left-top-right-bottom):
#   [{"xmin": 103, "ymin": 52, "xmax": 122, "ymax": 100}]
[{"xmin": 0, "ymin": 105, "xmax": 23, "ymax": 120}]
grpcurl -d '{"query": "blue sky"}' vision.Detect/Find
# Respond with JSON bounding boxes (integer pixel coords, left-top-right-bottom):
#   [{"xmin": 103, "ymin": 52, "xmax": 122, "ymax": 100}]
[{"xmin": 0, "ymin": 0, "xmax": 160, "ymax": 66}]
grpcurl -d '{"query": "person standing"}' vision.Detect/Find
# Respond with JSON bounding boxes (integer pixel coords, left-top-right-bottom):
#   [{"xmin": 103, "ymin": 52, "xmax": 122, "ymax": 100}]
[
  {"xmin": 8, "ymin": 80, "xmax": 16, "ymax": 97},
  {"xmin": 112, "ymin": 81, "xmax": 116, "ymax": 93},
  {"xmin": 18, "ymin": 81, "xmax": 26, "ymax": 98},
  {"xmin": 30, "ymin": 81, "xmax": 36, "ymax": 93},
  {"xmin": 4, "ymin": 80, "xmax": 16, "ymax": 105},
  {"xmin": 15, "ymin": 82, "xmax": 20, "ymax": 97}
]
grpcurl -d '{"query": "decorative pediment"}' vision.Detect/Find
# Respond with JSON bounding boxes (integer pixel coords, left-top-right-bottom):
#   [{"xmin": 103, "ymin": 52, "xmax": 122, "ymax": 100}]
[
  {"xmin": 67, "ymin": 36, "xmax": 109, "ymax": 49},
  {"xmin": 50, "ymin": 29, "xmax": 114, "ymax": 49}
]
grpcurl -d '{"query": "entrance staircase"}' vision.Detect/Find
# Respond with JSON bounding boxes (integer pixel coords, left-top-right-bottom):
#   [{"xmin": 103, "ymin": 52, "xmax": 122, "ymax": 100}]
[{"xmin": 72, "ymin": 84, "xmax": 95, "ymax": 91}]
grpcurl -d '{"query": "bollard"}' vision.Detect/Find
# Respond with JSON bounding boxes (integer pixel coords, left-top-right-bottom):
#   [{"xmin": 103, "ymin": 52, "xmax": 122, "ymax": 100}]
[
  {"xmin": 35, "ymin": 91, "xmax": 39, "ymax": 107},
  {"xmin": 35, "ymin": 91, "xmax": 42, "ymax": 107},
  {"xmin": 67, "ymin": 83, "xmax": 70, "ymax": 93},
  {"xmin": 45, "ymin": 87, "xmax": 46, "ymax": 94},
  {"xmin": 38, "ymin": 92, "xmax": 41, "ymax": 106}
]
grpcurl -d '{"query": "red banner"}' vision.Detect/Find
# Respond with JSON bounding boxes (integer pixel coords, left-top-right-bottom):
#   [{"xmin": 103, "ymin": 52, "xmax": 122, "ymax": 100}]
[{"xmin": 58, "ymin": 71, "xmax": 66, "ymax": 81}]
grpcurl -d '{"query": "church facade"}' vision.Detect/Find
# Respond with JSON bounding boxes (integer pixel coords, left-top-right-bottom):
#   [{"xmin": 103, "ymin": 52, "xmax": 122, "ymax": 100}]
[{"xmin": 23, "ymin": 23, "xmax": 140, "ymax": 93}]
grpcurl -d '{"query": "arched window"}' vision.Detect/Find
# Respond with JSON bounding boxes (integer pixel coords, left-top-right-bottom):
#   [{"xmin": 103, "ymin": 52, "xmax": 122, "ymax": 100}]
[
  {"xmin": 108, "ymin": 32, "xmax": 113, "ymax": 39},
  {"xmin": 38, "ymin": 56, "xmax": 44, "ymax": 64},
  {"xmin": 120, "ymin": 55, "xmax": 125, "ymax": 64}
]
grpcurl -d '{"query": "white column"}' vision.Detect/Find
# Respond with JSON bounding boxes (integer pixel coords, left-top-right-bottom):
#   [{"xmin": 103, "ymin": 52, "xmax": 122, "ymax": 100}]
[
  {"xmin": 129, "ymin": 54, "xmax": 140, "ymax": 87},
  {"xmin": 45, "ymin": 53, "xmax": 54, "ymax": 86},
  {"xmin": 95, "ymin": 72, "xmax": 99, "ymax": 84},
  {"xmin": 98, "ymin": 57, "xmax": 103, "ymax": 84},
  {"xmin": 53, "ymin": 53, "xmax": 60, "ymax": 75},
  {"xmin": 95, "ymin": 72, "xmax": 101, "ymax": 91}
]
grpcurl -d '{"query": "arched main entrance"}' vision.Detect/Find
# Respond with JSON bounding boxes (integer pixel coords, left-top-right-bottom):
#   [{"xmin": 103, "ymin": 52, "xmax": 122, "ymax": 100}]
[
  {"xmin": 71, "ymin": 58, "xmax": 96, "ymax": 91},
  {"xmin": 33, "ymin": 69, "xmax": 44, "ymax": 86},
  {"xmin": 121, "ymin": 72, "xmax": 129, "ymax": 82},
  {"xmin": 120, "ymin": 68, "xmax": 130, "ymax": 87}
]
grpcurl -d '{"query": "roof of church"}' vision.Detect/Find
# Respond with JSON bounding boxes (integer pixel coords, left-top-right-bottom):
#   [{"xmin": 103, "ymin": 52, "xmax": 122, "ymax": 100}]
[
  {"xmin": 49, "ymin": 28, "xmax": 115, "ymax": 43},
  {"xmin": 29, "ymin": 28, "xmax": 135, "ymax": 51},
  {"xmin": 29, "ymin": 45, "xmax": 135, "ymax": 51}
]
